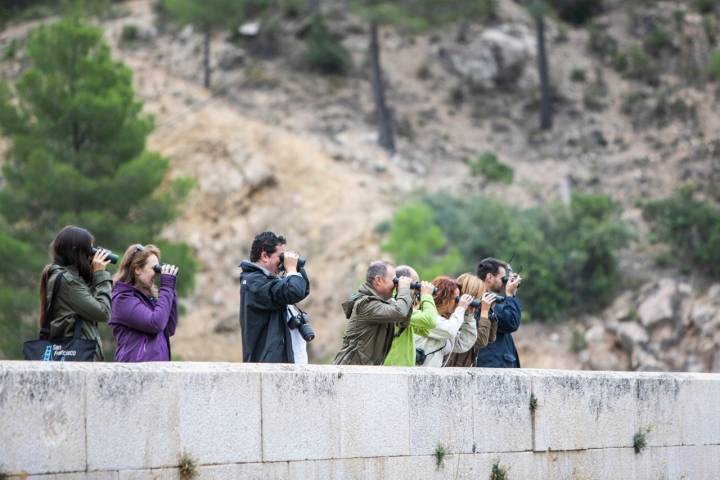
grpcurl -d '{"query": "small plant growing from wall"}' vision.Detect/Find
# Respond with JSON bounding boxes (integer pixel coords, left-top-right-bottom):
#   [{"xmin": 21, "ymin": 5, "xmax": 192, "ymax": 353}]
[
  {"xmin": 490, "ymin": 459, "xmax": 508, "ymax": 480},
  {"xmin": 179, "ymin": 452, "xmax": 198, "ymax": 480},
  {"xmin": 529, "ymin": 394, "xmax": 538, "ymax": 413},
  {"xmin": 434, "ymin": 443, "xmax": 448, "ymax": 470},
  {"xmin": 633, "ymin": 426, "xmax": 653, "ymax": 454}
]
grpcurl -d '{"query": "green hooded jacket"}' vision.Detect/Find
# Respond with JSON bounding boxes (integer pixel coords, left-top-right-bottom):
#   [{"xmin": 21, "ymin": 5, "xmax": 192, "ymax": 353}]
[
  {"xmin": 334, "ymin": 283, "xmax": 413, "ymax": 366},
  {"xmin": 383, "ymin": 294, "xmax": 438, "ymax": 367},
  {"xmin": 46, "ymin": 264, "xmax": 112, "ymax": 360}
]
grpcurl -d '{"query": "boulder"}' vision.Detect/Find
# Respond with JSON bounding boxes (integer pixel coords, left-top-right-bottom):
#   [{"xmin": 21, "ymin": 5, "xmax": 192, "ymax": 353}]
[
  {"xmin": 614, "ymin": 322, "xmax": 648, "ymax": 351},
  {"xmin": 217, "ymin": 45, "xmax": 246, "ymax": 71},
  {"xmin": 637, "ymin": 278, "xmax": 676, "ymax": 328},
  {"xmin": 440, "ymin": 23, "xmax": 536, "ymax": 91}
]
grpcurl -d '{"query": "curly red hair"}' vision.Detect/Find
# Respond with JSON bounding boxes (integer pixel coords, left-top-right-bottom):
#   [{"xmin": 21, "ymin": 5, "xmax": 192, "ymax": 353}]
[{"xmin": 432, "ymin": 276, "xmax": 459, "ymax": 315}]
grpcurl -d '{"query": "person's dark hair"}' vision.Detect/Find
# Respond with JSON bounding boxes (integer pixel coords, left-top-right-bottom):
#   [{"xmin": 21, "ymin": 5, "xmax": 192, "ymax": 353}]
[
  {"xmin": 476, "ymin": 257, "xmax": 507, "ymax": 282},
  {"xmin": 39, "ymin": 225, "xmax": 95, "ymax": 327},
  {"xmin": 366, "ymin": 261, "xmax": 390, "ymax": 284},
  {"xmin": 250, "ymin": 231, "xmax": 286, "ymax": 262}
]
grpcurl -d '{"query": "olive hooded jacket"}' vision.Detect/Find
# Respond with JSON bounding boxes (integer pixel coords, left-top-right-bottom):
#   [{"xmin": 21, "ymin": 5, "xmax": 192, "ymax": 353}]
[
  {"xmin": 45, "ymin": 264, "xmax": 112, "ymax": 361},
  {"xmin": 334, "ymin": 283, "xmax": 413, "ymax": 366}
]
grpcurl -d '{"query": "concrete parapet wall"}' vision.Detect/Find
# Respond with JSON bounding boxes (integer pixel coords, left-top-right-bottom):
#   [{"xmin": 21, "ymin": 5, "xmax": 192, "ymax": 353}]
[{"xmin": 1, "ymin": 362, "xmax": 718, "ymax": 479}]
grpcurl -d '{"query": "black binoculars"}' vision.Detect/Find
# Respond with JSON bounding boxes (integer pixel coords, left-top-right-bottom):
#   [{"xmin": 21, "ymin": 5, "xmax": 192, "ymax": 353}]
[
  {"xmin": 279, "ymin": 253, "xmax": 306, "ymax": 271},
  {"xmin": 91, "ymin": 247, "xmax": 118, "ymax": 264},
  {"xmin": 392, "ymin": 277, "xmax": 436, "ymax": 294},
  {"xmin": 467, "ymin": 295, "xmax": 506, "ymax": 308}
]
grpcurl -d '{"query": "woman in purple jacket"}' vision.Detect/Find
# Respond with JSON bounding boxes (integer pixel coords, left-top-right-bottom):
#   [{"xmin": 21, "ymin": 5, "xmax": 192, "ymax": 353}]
[{"xmin": 110, "ymin": 244, "xmax": 179, "ymax": 362}]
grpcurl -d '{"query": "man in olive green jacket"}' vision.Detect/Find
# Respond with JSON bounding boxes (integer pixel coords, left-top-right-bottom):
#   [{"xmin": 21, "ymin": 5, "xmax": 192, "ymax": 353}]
[
  {"xmin": 47, "ymin": 264, "xmax": 112, "ymax": 360},
  {"xmin": 334, "ymin": 261, "xmax": 413, "ymax": 366}
]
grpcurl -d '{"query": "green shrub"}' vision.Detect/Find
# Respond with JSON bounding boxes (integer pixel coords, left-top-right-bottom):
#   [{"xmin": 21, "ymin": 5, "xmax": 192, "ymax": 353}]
[
  {"xmin": 304, "ymin": 14, "xmax": 351, "ymax": 75},
  {"xmin": 694, "ymin": 0, "xmax": 719, "ymax": 14},
  {"xmin": 623, "ymin": 46, "xmax": 661, "ymax": 85},
  {"xmin": 468, "ymin": 152, "xmax": 514, "ymax": 184},
  {"xmin": 570, "ymin": 67, "xmax": 587, "ymax": 82},
  {"xmin": 587, "ymin": 23, "xmax": 619, "ymax": 61},
  {"xmin": 382, "ymin": 202, "xmax": 464, "ymax": 280},
  {"xmin": 643, "ymin": 185, "xmax": 720, "ymax": 278},
  {"xmin": 414, "ymin": 192, "xmax": 631, "ymax": 321},
  {"xmin": 709, "ymin": 51, "xmax": 720, "ymax": 81},
  {"xmin": 120, "ymin": 24, "xmax": 139, "ymax": 44},
  {"xmin": 643, "ymin": 25, "xmax": 674, "ymax": 56},
  {"xmin": 548, "ymin": 0, "xmax": 604, "ymax": 26}
]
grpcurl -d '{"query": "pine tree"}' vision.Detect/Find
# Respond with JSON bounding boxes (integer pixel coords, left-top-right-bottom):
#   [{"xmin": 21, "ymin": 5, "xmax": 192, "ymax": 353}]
[{"xmin": 0, "ymin": 16, "xmax": 196, "ymax": 358}]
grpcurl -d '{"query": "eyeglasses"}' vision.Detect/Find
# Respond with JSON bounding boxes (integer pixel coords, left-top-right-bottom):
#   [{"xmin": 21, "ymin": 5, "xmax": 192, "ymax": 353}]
[{"xmin": 128, "ymin": 244, "xmax": 145, "ymax": 261}]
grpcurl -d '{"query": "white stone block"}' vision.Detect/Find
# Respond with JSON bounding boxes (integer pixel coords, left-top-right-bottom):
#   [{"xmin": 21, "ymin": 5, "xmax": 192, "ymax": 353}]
[
  {"xmin": 335, "ymin": 367, "xmax": 411, "ymax": 458},
  {"xmin": 0, "ymin": 363, "xmax": 87, "ymax": 475},
  {"xmin": 675, "ymin": 374, "xmax": 720, "ymax": 446},
  {"xmin": 645, "ymin": 445, "xmax": 720, "ymax": 480},
  {"xmin": 86, "ymin": 364, "xmax": 182, "ymax": 470},
  {"xmin": 288, "ymin": 457, "xmax": 383, "ymax": 480},
  {"xmin": 538, "ymin": 447, "xmax": 638, "ymax": 479},
  {"xmin": 533, "ymin": 371, "xmax": 638, "ymax": 451},
  {"xmin": 470, "ymin": 369, "xmax": 533, "ymax": 453},
  {"xmin": 407, "ymin": 369, "xmax": 476, "ymax": 456},
  {"xmin": 8, "ymin": 473, "xmax": 118, "ymax": 480},
  {"xmin": 385, "ymin": 455, "xmax": 460, "ymax": 480},
  {"xmin": 261, "ymin": 366, "xmax": 342, "ymax": 461},
  {"xmin": 118, "ymin": 468, "xmax": 179, "ymax": 480},
  {"xmin": 636, "ymin": 373, "xmax": 684, "ymax": 447},
  {"xmin": 178, "ymin": 366, "xmax": 262, "ymax": 464}
]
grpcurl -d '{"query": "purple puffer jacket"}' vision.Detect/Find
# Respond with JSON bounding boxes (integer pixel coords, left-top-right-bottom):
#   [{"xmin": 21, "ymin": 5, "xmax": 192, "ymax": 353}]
[{"xmin": 110, "ymin": 275, "xmax": 178, "ymax": 362}]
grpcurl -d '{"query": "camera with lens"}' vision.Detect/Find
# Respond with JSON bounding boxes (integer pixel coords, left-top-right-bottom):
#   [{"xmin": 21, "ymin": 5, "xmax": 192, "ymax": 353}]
[
  {"xmin": 279, "ymin": 253, "xmax": 306, "ymax": 272},
  {"xmin": 91, "ymin": 247, "xmax": 118, "ymax": 264},
  {"xmin": 392, "ymin": 277, "xmax": 436, "ymax": 294},
  {"xmin": 288, "ymin": 310, "xmax": 315, "ymax": 342},
  {"xmin": 152, "ymin": 264, "xmax": 164, "ymax": 274}
]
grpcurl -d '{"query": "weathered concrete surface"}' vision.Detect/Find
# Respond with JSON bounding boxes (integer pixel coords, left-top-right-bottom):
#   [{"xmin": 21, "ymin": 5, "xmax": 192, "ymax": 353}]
[{"xmin": 1, "ymin": 362, "xmax": 719, "ymax": 479}]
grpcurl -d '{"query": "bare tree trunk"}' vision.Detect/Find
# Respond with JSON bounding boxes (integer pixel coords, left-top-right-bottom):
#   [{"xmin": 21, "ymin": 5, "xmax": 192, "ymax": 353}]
[
  {"xmin": 203, "ymin": 27, "xmax": 211, "ymax": 89},
  {"xmin": 536, "ymin": 13, "xmax": 552, "ymax": 130},
  {"xmin": 369, "ymin": 20, "xmax": 395, "ymax": 154}
]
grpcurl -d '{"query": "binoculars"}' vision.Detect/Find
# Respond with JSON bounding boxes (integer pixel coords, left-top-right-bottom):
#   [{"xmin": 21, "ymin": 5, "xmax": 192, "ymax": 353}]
[
  {"xmin": 468, "ymin": 295, "xmax": 506, "ymax": 308},
  {"xmin": 91, "ymin": 247, "xmax": 119, "ymax": 264},
  {"xmin": 392, "ymin": 277, "xmax": 437, "ymax": 294},
  {"xmin": 279, "ymin": 253, "xmax": 306, "ymax": 271}
]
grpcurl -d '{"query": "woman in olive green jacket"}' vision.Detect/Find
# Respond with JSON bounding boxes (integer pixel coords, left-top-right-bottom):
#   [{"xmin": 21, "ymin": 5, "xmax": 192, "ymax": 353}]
[{"xmin": 39, "ymin": 226, "xmax": 113, "ymax": 360}]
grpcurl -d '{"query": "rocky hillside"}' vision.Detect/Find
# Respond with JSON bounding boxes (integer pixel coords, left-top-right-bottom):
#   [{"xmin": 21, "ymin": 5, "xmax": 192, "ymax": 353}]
[{"xmin": 2, "ymin": 0, "xmax": 719, "ymax": 370}]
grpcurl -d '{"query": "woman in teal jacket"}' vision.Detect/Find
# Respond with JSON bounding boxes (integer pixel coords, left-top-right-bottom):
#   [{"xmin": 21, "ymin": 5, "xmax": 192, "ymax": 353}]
[{"xmin": 39, "ymin": 225, "xmax": 113, "ymax": 360}]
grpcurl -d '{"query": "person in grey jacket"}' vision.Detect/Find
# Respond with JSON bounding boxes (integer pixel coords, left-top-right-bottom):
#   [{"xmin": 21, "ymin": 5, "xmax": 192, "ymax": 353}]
[
  {"xmin": 38, "ymin": 225, "xmax": 113, "ymax": 361},
  {"xmin": 239, "ymin": 231, "xmax": 310, "ymax": 363}
]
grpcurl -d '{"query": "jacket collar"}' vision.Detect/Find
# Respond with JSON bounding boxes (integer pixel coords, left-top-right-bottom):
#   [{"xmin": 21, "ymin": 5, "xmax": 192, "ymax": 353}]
[{"xmin": 239, "ymin": 260, "xmax": 277, "ymax": 278}]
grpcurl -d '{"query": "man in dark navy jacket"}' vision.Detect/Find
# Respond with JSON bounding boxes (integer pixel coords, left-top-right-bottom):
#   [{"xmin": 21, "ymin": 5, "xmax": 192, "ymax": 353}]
[
  {"xmin": 239, "ymin": 232, "xmax": 310, "ymax": 363},
  {"xmin": 475, "ymin": 257, "xmax": 522, "ymax": 368}
]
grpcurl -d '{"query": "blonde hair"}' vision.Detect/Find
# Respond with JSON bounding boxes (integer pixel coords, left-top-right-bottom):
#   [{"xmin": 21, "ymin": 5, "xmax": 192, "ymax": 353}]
[
  {"xmin": 113, "ymin": 244, "xmax": 161, "ymax": 295},
  {"xmin": 456, "ymin": 273, "xmax": 483, "ymax": 298}
]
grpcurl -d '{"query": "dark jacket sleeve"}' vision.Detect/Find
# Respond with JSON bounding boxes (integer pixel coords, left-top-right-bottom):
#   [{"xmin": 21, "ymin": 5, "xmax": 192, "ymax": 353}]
[
  {"xmin": 113, "ymin": 275, "xmax": 176, "ymax": 334},
  {"xmin": 164, "ymin": 291, "xmax": 178, "ymax": 338},
  {"xmin": 246, "ymin": 272, "xmax": 308, "ymax": 310},
  {"xmin": 494, "ymin": 297, "xmax": 522, "ymax": 334}
]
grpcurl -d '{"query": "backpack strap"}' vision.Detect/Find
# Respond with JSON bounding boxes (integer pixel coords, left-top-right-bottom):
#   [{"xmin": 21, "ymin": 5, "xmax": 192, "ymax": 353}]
[{"xmin": 39, "ymin": 273, "xmax": 63, "ymax": 339}]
